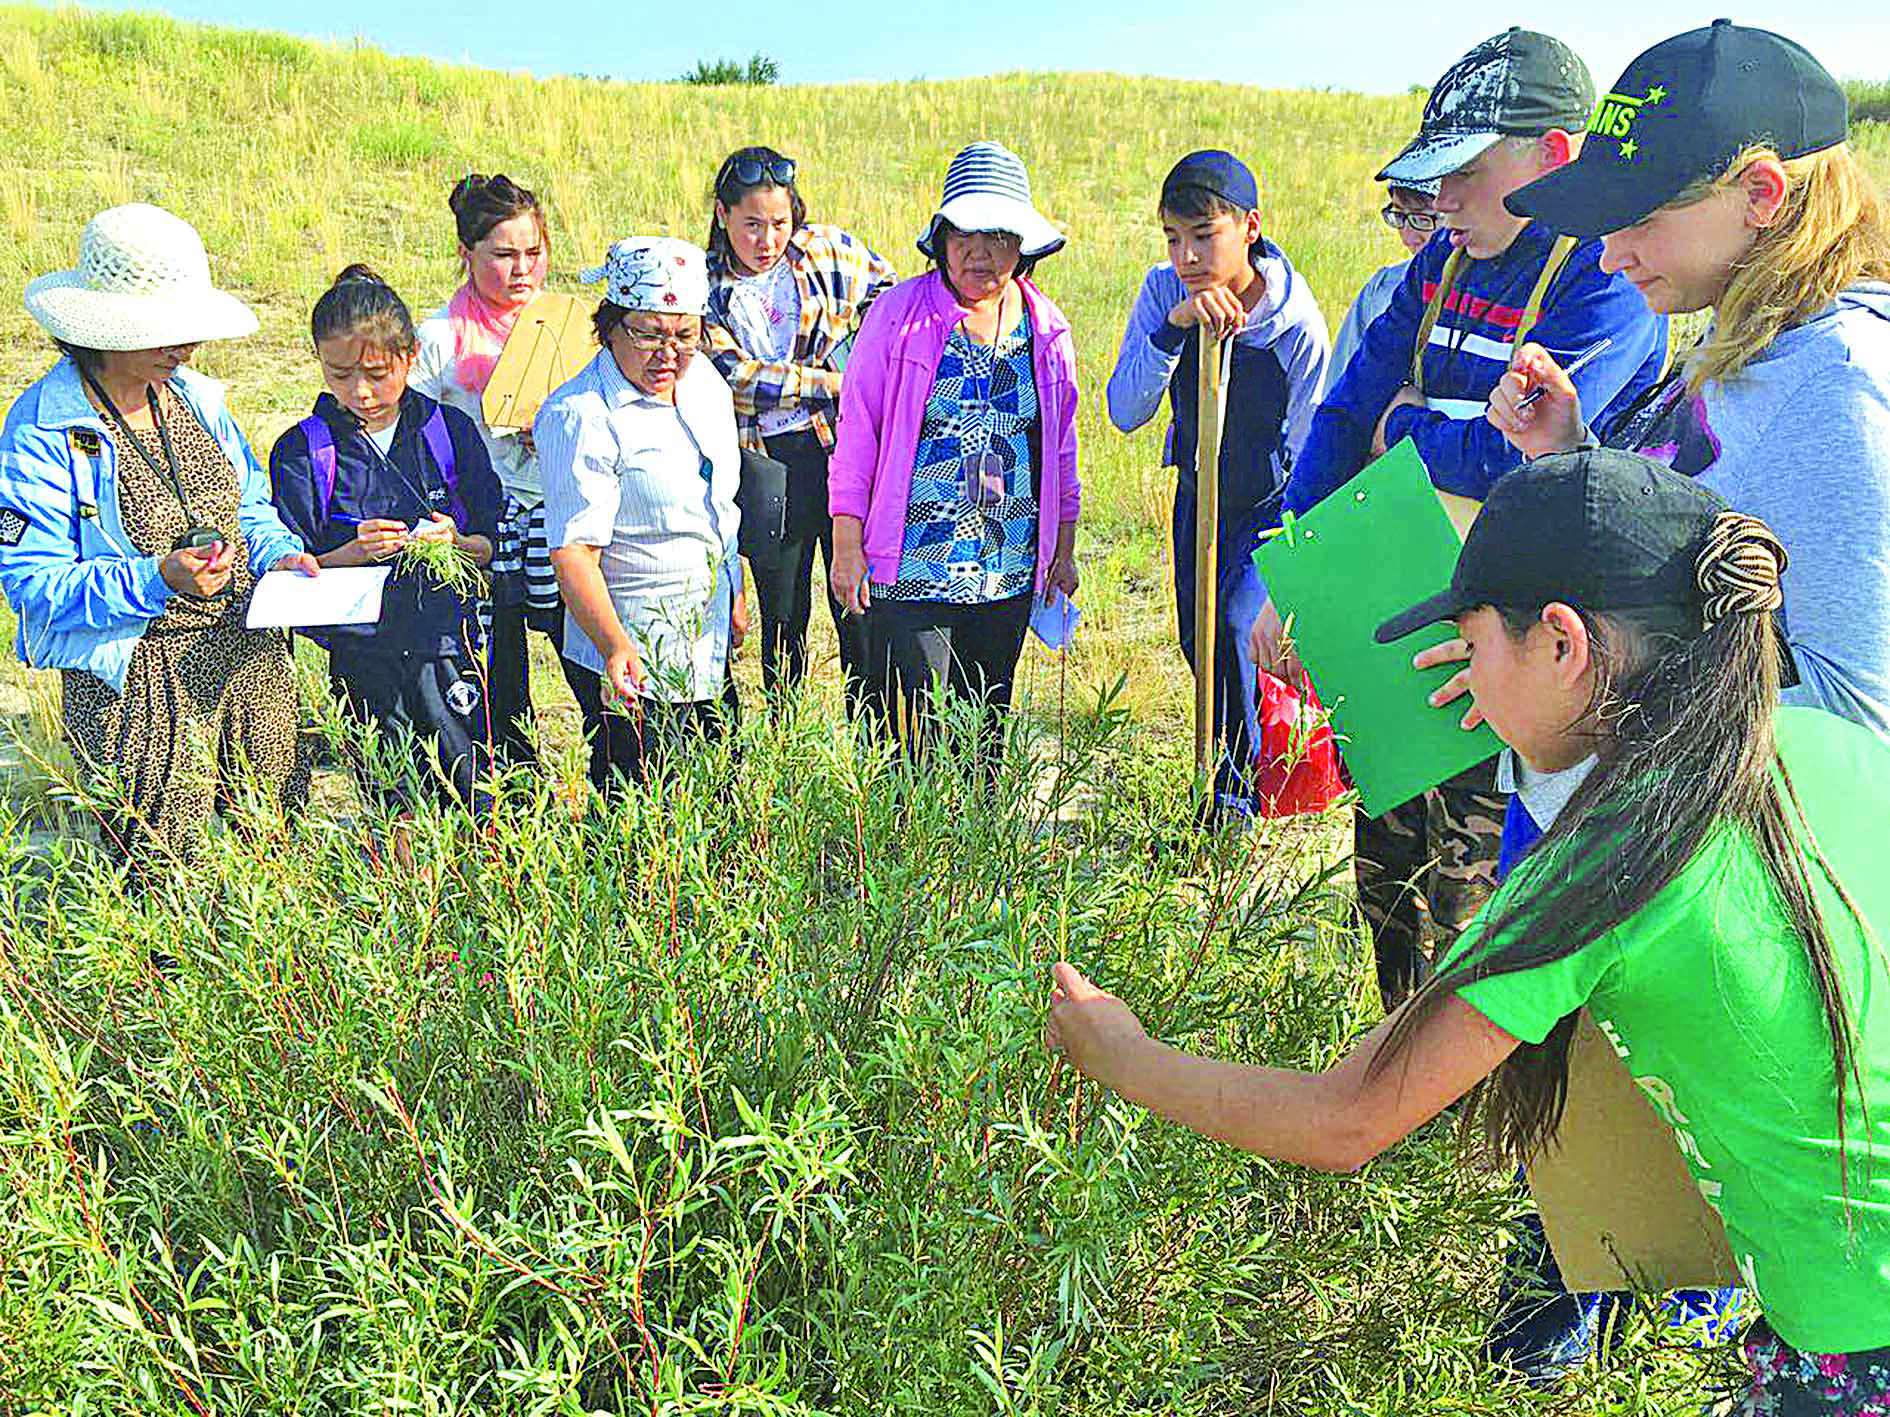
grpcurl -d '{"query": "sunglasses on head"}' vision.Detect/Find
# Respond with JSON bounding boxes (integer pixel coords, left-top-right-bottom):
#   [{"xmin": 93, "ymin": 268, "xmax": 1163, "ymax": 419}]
[
  {"xmin": 1381, "ymin": 204, "xmax": 1441, "ymax": 233},
  {"xmin": 722, "ymin": 155, "xmax": 797, "ymax": 192}
]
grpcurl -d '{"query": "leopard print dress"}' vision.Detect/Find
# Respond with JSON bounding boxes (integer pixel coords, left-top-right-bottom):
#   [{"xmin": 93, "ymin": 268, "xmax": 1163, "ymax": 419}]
[{"xmin": 60, "ymin": 386, "xmax": 306, "ymax": 864}]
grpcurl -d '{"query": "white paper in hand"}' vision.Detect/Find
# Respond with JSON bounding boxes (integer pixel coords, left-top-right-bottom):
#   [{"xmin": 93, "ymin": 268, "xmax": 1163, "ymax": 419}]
[
  {"xmin": 1029, "ymin": 588, "xmax": 1081, "ymax": 651},
  {"xmin": 245, "ymin": 567, "xmax": 390, "ymax": 630}
]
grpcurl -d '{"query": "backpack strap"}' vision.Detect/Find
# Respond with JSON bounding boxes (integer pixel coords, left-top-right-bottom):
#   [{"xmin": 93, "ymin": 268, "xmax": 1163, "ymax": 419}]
[
  {"xmin": 1514, "ymin": 235, "xmax": 1580, "ymax": 350},
  {"xmin": 298, "ymin": 415, "xmax": 338, "ymax": 520},
  {"xmin": 1409, "ymin": 247, "xmax": 1466, "ymax": 396},
  {"xmin": 419, "ymin": 404, "xmax": 465, "ymax": 523}
]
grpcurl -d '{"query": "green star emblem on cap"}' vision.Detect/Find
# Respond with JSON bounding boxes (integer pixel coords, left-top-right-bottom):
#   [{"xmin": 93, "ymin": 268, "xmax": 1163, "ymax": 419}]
[
  {"xmin": 1646, "ymin": 84, "xmax": 1667, "ymax": 104},
  {"xmin": 1620, "ymin": 138, "xmax": 1640, "ymax": 161}
]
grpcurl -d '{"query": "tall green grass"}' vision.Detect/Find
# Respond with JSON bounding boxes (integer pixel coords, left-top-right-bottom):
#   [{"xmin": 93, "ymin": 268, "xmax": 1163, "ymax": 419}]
[
  {"xmin": 0, "ymin": 690, "xmax": 1737, "ymax": 1412},
  {"xmin": 0, "ymin": 11, "xmax": 1879, "ymax": 1410}
]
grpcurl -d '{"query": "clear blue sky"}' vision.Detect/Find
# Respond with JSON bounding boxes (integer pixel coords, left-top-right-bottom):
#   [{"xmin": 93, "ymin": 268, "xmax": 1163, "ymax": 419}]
[{"xmin": 75, "ymin": 0, "xmax": 1890, "ymax": 91}]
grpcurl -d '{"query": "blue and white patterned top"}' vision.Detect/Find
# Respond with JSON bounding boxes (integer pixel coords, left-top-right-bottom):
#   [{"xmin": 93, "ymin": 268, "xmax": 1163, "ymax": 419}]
[{"xmin": 880, "ymin": 312, "xmax": 1039, "ymax": 604}]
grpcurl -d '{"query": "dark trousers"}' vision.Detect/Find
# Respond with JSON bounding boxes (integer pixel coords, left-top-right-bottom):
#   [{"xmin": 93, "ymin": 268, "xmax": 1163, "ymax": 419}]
[
  {"xmin": 751, "ymin": 430, "xmax": 868, "ymax": 712},
  {"xmin": 329, "ymin": 641, "xmax": 492, "ymax": 816},
  {"xmin": 485, "ymin": 602, "xmax": 591, "ymax": 770},
  {"xmin": 864, "ymin": 593, "xmax": 1033, "ymax": 767},
  {"xmin": 566, "ymin": 664, "xmax": 740, "ymax": 795},
  {"xmin": 1354, "ymin": 756, "xmax": 1506, "ymax": 1011}
]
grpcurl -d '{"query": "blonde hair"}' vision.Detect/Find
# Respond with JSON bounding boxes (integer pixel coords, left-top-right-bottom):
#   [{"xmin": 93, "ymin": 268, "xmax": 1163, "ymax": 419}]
[{"xmin": 1679, "ymin": 143, "xmax": 1890, "ymax": 393}]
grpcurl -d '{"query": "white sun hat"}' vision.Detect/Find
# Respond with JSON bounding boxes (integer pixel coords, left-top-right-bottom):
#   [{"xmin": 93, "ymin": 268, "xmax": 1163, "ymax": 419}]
[
  {"xmin": 917, "ymin": 142, "xmax": 1065, "ymax": 262},
  {"xmin": 24, "ymin": 203, "xmax": 260, "ymax": 352}
]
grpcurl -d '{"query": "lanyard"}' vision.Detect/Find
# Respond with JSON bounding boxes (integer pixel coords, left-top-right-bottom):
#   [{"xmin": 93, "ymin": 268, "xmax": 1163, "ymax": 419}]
[{"xmin": 79, "ymin": 366, "xmax": 198, "ymax": 526}]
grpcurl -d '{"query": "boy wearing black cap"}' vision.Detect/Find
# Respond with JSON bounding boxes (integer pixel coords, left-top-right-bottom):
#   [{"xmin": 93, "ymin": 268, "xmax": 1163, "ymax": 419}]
[
  {"xmin": 1106, "ymin": 149, "xmax": 1330, "ymax": 817},
  {"xmin": 1285, "ymin": 27, "xmax": 1667, "ymax": 515},
  {"xmin": 1263, "ymin": 30, "xmax": 1670, "ymax": 1025}
]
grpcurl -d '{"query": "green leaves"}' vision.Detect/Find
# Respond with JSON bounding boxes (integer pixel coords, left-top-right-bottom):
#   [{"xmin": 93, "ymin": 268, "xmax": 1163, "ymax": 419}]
[{"xmin": 0, "ymin": 681, "xmax": 1734, "ymax": 1413}]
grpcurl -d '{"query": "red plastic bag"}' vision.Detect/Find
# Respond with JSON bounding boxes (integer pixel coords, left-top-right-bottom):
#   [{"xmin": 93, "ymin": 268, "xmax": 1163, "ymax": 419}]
[{"xmin": 1253, "ymin": 670, "xmax": 1345, "ymax": 817}]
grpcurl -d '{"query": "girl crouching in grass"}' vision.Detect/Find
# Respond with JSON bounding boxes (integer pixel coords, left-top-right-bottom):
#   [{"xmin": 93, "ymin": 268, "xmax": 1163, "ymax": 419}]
[
  {"xmin": 270, "ymin": 265, "xmax": 505, "ymax": 822},
  {"xmin": 1049, "ymin": 447, "xmax": 1890, "ymax": 1414}
]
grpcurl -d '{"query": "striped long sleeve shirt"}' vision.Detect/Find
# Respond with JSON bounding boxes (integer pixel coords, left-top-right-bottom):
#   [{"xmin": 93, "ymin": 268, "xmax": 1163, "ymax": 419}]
[
  {"xmin": 1285, "ymin": 222, "xmax": 1667, "ymax": 515},
  {"xmin": 705, "ymin": 223, "xmax": 897, "ymax": 454}
]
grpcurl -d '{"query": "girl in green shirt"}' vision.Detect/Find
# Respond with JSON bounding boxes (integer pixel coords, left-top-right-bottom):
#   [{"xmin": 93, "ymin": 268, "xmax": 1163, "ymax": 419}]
[{"xmin": 1048, "ymin": 447, "xmax": 1890, "ymax": 1412}]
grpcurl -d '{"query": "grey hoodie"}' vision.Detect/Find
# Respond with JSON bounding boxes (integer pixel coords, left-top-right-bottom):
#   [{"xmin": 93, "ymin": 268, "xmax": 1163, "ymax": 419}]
[{"xmin": 1606, "ymin": 283, "xmax": 1890, "ymax": 740}]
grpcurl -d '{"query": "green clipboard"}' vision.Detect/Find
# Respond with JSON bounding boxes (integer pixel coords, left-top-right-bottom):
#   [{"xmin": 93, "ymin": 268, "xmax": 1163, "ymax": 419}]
[{"xmin": 1253, "ymin": 439, "xmax": 1499, "ymax": 815}]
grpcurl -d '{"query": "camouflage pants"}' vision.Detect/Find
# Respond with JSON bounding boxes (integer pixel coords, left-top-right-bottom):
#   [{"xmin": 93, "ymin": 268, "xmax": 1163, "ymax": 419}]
[{"xmin": 1354, "ymin": 757, "xmax": 1506, "ymax": 1012}]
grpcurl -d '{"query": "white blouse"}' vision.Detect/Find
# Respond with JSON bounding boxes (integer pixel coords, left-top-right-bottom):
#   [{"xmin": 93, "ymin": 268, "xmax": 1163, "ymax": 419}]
[{"xmin": 536, "ymin": 350, "xmax": 743, "ymax": 703}]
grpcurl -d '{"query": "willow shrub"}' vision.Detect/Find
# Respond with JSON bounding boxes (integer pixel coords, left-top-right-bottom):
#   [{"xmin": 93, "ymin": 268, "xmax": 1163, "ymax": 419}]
[{"xmin": 0, "ymin": 686, "xmax": 1714, "ymax": 1414}]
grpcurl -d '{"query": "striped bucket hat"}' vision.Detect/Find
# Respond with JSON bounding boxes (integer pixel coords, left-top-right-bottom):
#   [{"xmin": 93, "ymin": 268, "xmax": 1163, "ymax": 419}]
[{"xmin": 917, "ymin": 142, "xmax": 1065, "ymax": 261}]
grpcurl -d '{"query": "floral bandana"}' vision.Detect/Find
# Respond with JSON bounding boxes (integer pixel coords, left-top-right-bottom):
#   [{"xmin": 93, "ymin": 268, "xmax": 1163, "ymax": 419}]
[{"xmin": 581, "ymin": 237, "xmax": 709, "ymax": 316}]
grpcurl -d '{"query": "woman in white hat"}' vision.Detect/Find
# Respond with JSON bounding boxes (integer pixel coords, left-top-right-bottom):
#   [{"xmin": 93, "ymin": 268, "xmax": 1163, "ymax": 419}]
[
  {"xmin": 827, "ymin": 141, "xmax": 1082, "ymax": 764},
  {"xmin": 536, "ymin": 236, "xmax": 747, "ymax": 793},
  {"xmin": 0, "ymin": 203, "xmax": 318, "ymax": 868}
]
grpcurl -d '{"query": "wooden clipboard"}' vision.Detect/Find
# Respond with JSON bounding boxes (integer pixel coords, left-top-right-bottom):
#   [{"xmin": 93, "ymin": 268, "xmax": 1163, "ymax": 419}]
[
  {"xmin": 1526, "ymin": 1012, "xmax": 1737, "ymax": 1292},
  {"xmin": 480, "ymin": 292, "xmax": 594, "ymax": 432},
  {"xmin": 1435, "ymin": 488, "xmax": 1482, "ymax": 540}
]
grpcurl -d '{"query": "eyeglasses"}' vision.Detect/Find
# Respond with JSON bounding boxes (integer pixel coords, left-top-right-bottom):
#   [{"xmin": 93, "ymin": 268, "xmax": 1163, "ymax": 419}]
[
  {"xmin": 621, "ymin": 326, "xmax": 702, "ymax": 354},
  {"xmin": 722, "ymin": 155, "xmax": 796, "ymax": 191},
  {"xmin": 1381, "ymin": 205, "xmax": 1441, "ymax": 233}
]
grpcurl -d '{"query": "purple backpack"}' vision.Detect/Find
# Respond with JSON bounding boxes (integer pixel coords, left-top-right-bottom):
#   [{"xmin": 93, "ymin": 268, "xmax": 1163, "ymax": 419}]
[{"xmin": 297, "ymin": 406, "xmax": 463, "ymax": 526}]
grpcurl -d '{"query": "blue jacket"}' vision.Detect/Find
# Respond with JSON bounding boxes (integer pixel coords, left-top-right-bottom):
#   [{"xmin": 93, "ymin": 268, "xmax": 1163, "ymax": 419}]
[
  {"xmin": 269, "ymin": 390, "xmax": 502, "ymax": 656},
  {"xmin": 0, "ymin": 358, "xmax": 304, "ymax": 692},
  {"xmin": 1284, "ymin": 222, "xmax": 1667, "ymax": 515}
]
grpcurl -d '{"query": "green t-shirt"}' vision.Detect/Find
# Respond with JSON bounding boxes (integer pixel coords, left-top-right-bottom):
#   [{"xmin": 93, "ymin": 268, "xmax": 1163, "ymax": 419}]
[{"xmin": 1447, "ymin": 707, "xmax": 1890, "ymax": 1354}]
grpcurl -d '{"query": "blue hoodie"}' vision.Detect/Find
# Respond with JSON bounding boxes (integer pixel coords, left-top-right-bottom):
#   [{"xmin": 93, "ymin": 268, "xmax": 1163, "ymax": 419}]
[
  {"xmin": 0, "ymin": 358, "xmax": 304, "ymax": 692},
  {"xmin": 1602, "ymin": 284, "xmax": 1890, "ymax": 740},
  {"xmin": 1285, "ymin": 222, "xmax": 1667, "ymax": 514},
  {"xmin": 1107, "ymin": 240, "xmax": 1330, "ymax": 536}
]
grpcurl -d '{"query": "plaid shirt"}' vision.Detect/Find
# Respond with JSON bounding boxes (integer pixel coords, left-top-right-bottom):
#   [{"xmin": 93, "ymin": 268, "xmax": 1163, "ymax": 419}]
[{"xmin": 705, "ymin": 223, "xmax": 897, "ymax": 453}]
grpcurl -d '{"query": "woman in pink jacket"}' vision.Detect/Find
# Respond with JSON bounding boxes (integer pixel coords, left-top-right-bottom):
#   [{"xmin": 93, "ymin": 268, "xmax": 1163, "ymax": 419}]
[{"xmin": 829, "ymin": 142, "xmax": 1081, "ymax": 762}]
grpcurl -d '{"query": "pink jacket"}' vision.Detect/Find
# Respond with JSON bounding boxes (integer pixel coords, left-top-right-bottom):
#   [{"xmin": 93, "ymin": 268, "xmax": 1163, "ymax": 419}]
[{"xmin": 828, "ymin": 271, "xmax": 1081, "ymax": 591}]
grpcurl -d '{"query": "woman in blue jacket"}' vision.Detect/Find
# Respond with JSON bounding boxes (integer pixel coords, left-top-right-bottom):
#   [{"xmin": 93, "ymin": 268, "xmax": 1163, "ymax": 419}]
[{"xmin": 0, "ymin": 204, "xmax": 317, "ymax": 868}]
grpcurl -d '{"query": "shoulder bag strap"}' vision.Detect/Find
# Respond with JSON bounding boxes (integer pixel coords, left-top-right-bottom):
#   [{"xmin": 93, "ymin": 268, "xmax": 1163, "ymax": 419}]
[
  {"xmin": 1410, "ymin": 247, "xmax": 1466, "ymax": 396},
  {"xmin": 1513, "ymin": 235, "xmax": 1581, "ymax": 350}
]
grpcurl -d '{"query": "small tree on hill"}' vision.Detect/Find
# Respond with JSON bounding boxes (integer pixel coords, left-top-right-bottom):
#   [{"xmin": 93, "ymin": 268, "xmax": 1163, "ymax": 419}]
[{"xmin": 679, "ymin": 53, "xmax": 780, "ymax": 86}]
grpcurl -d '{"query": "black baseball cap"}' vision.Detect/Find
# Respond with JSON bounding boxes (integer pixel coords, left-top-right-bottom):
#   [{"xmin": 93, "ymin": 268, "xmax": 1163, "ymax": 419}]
[
  {"xmin": 1161, "ymin": 150, "xmax": 1260, "ymax": 212},
  {"xmin": 1506, "ymin": 21, "xmax": 1848, "ymax": 238},
  {"xmin": 1374, "ymin": 448, "xmax": 1729, "ymax": 643},
  {"xmin": 1378, "ymin": 29, "xmax": 1595, "ymax": 185}
]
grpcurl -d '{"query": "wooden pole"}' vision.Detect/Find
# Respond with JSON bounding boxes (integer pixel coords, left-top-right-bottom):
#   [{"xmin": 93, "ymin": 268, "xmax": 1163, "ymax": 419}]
[{"xmin": 1193, "ymin": 331, "xmax": 1230, "ymax": 783}]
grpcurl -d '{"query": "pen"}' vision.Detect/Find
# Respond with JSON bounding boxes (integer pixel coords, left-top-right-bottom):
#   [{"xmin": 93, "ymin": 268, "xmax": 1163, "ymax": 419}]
[{"xmin": 1516, "ymin": 336, "xmax": 1613, "ymax": 410}]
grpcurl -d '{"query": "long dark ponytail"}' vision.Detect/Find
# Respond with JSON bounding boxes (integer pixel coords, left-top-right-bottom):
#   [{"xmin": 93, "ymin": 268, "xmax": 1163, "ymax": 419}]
[{"xmin": 1374, "ymin": 515, "xmax": 1872, "ymax": 1192}]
